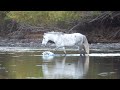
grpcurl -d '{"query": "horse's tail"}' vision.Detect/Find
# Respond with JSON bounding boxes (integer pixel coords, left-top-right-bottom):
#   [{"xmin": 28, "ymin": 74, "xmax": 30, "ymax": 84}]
[{"xmin": 83, "ymin": 35, "xmax": 89, "ymax": 54}]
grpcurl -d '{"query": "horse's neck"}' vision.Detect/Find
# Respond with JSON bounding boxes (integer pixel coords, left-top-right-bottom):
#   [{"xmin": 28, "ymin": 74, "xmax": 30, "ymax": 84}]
[{"xmin": 49, "ymin": 34, "xmax": 59, "ymax": 42}]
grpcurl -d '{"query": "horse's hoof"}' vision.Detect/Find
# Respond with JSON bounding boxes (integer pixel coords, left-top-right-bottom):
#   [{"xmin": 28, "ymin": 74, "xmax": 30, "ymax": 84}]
[{"xmin": 64, "ymin": 54, "xmax": 66, "ymax": 56}]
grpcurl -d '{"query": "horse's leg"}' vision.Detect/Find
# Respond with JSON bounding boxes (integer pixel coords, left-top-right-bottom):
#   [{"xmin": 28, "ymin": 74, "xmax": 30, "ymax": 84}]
[
  {"xmin": 79, "ymin": 45, "xmax": 82, "ymax": 56},
  {"xmin": 79, "ymin": 45, "xmax": 85, "ymax": 56},
  {"xmin": 54, "ymin": 46, "xmax": 66, "ymax": 55},
  {"xmin": 63, "ymin": 47, "xmax": 66, "ymax": 55},
  {"xmin": 82, "ymin": 45, "xmax": 86, "ymax": 56},
  {"xmin": 54, "ymin": 46, "xmax": 59, "ymax": 51},
  {"xmin": 54, "ymin": 46, "xmax": 63, "ymax": 51}
]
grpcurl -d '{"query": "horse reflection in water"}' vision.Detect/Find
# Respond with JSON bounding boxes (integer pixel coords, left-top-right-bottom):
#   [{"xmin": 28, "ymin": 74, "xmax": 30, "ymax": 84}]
[{"xmin": 42, "ymin": 56, "xmax": 89, "ymax": 79}]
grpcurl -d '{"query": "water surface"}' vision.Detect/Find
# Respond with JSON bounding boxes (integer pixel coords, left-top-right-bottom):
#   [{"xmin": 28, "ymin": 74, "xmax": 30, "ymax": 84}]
[{"xmin": 0, "ymin": 47, "xmax": 120, "ymax": 79}]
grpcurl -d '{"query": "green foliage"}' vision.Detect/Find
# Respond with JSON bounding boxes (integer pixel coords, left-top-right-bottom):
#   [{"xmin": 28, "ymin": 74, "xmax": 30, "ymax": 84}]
[
  {"xmin": 0, "ymin": 11, "xmax": 9, "ymax": 18},
  {"xmin": 0, "ymin": 11, "xmax": 10, "ymax": 24},
  {"xmin": 7, "ymin": 11, "xmax": 101, "ymax": 29}
]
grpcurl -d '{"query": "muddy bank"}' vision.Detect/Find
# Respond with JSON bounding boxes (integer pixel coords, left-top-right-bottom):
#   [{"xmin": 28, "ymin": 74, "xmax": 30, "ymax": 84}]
[{"xmin": 0, "ymin": 39, "xmax": 120, "ymax": 51}]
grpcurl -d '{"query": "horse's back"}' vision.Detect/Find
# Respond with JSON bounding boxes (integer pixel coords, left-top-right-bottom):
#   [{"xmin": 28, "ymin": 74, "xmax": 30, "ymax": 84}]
[{"xmin": 57, "ymin": 33, "xmax": 84, "ymax": 46}]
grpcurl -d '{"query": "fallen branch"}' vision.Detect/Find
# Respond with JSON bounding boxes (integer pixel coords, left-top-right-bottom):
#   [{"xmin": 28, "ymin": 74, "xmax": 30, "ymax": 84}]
[
  {"xmin": 67, "ymin": 22, "xmax": 80, "ymax": 33},
  {"xmin": 110, "ymin": 29, "xmax": 120, "ymax": 40}
]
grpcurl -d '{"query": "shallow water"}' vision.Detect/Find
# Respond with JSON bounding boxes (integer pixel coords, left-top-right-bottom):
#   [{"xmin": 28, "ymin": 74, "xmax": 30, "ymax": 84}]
[{"xmin": 0, "ymin": 47, "xmax": 120, "ymax": 79}]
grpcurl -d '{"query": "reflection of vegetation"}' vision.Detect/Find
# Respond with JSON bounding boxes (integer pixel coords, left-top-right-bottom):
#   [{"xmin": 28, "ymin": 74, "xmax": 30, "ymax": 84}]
[
  {"xmin": 3, "ymin": 53, "xmax": 43, "ymax": 79},
  {"xmin": 86, "ymin": 57, "xmax": 118, "ymax": 79},
  {"xmin": 0, "ymin": 51, "xmax": 120, "ymax": 79}
]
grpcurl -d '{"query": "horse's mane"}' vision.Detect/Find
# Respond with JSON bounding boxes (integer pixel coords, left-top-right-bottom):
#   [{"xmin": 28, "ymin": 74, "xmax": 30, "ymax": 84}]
[{"xmin": 44, "ymin": 31, "xmax": 64, "ymax": 35}]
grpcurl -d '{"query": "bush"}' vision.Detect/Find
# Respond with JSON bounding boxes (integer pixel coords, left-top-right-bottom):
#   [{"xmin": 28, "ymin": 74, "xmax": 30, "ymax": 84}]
[{"xmin": 7, "ymin": 11, "xmax": 101, "ymax": 29}]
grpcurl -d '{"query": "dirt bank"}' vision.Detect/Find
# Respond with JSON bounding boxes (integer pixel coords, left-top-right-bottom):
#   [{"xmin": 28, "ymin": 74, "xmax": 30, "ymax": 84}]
[{"xmin": 0, "ymin": 38, "xmax": 120, "ymax": 52}]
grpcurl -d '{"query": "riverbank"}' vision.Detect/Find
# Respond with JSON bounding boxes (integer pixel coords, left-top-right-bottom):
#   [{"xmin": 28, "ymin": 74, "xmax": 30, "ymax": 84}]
[{"xmin": 0, "ymin": 39, "xmax": 120, "ymax": 52}]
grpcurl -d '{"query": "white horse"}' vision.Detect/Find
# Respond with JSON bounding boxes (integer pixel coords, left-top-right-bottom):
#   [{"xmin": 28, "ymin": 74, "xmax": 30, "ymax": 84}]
[{"xmin": 42, "ymin": 32, "xmax": 89, "ymax": 55}]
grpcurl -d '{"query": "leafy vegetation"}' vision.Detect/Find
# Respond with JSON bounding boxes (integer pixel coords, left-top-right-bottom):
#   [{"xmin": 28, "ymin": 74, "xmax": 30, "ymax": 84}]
[
  {"xmin": 0, "ymin": 11, "xmax": 120, "ymax": 42},
  {"xmin": 7, "ymin": 11, "xmax": 101, "ymax": 29}
]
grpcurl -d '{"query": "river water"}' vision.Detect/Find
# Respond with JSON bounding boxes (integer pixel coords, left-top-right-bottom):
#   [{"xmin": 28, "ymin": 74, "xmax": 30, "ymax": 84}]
[{"xmin": 0, "ymin": 47, "xmax": 120, "ymax": 79}]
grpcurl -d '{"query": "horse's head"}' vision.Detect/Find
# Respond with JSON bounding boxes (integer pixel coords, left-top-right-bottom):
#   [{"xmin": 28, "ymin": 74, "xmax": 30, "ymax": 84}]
[{"xmin": 42, "ymin": 34, "xmax": 49, "ymax": 45}]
